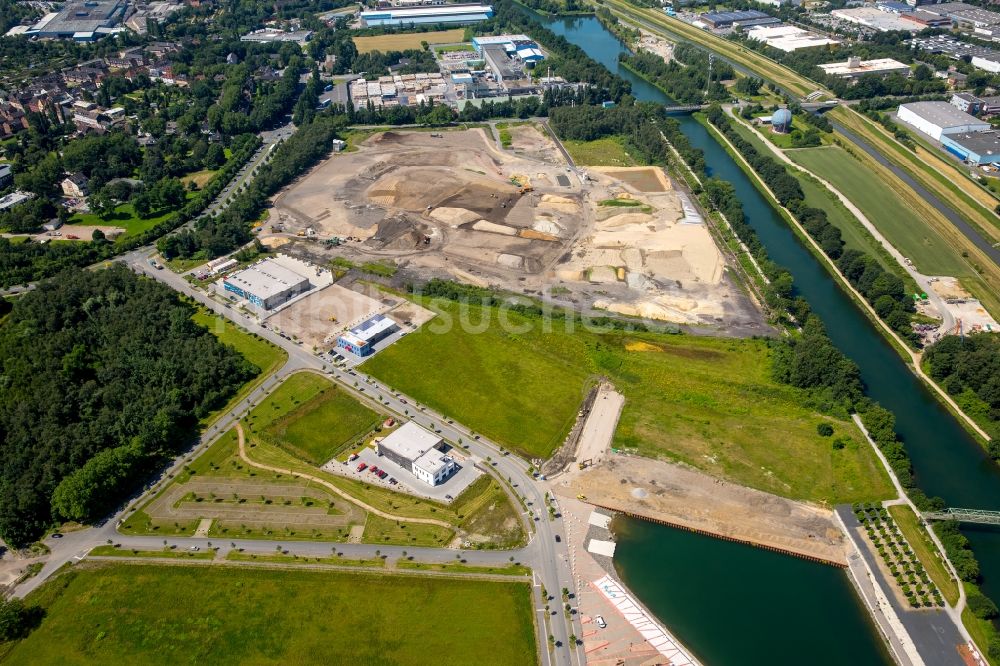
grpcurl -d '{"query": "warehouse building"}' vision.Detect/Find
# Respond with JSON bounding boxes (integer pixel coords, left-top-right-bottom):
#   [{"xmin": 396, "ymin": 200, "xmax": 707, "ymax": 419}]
[
  {"xmin": 376, "ymin": 422, "xmax": 456, "ymax": 486},
  {"xmin": 336, "ymin": 314, "xmax": 398, "ymax": 357},
  {"xmin": 745, "ymin": 25, "xmax": 839, "ymax": 51},
  {"xmin": 13, "ymin": 0, "xmax": 128, "ymax": 40},
  {"xmin": 819, "ymin": 57, "xmax": 911, "ymax": 79},
  {"xmin": 360, "ymin": 4, "xmax": 493, "ymax": 27},
  {"xmin": 222, "ymin": 259, "xmax": 312, "ymax": 311},
  {"xmin": 940, "ymin": 130, "xmax": 1000, "ymax": 165},
  {"xmin": 896, "ymin": 101, "xmax": 990, "ymax": 140},
  {"xmin": 696, "ymin": 9, "xmax": 779, "ymax": 29}
]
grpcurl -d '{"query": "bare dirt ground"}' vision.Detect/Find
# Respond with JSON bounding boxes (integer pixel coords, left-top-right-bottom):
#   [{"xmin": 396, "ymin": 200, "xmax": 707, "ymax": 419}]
[
  {"xmin": 34, "ymin": 224, "xmax": 125, "ymax": 242},
  {"xmin": 506, "ymin": 124, "xmax": 566, "ymax": 165},
  {"xmin": 639, "ymin": 29, "xmax": 674, "ymax": 62},
  {"xmin": 552, "ymin": 456, "xmax": 847, "ymax": 565},
  {"xmin": 267, "ymin": 127, "xmax": 768, "ymax": 332},
  {"xmin": 929, "ymin": 277, "xmax": 999, "ymax": 332}
]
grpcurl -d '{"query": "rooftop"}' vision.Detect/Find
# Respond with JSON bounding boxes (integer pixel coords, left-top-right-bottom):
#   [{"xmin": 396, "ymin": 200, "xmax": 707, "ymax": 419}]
[
  {"xmin": 223, "ymin": 259, "xmax": 310, "ymax": 300},
  {"xmin": 379, "ymin": 421, "xmax": 443, "ymax": 463},
  {"xmin": 361, "ymin": 4, "xmax": 492, "ymax": 17},
  {"xmin": 35, "ymin": 0, "xmax": 126, "ymax": 36},
  {"xmin": 899, "ymin": 101, "xmax": 987, "ymax": 127},
  {"xmin": 700, "ymin": 9, "xmax": 771, "ymax": 23},
  {"xmin": 818, "ymin": 57, "xmax": 910, "ymax": 76},
  {"xmin": 339, "ymin": 314, "xmax": 397, "ymax": 347},
  {"xmin": 946, "ymin": 130, "xmax": 1000, "ymax": 156}
]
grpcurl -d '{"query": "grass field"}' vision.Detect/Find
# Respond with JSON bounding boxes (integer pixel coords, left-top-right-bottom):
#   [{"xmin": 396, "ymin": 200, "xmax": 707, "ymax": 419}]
[
  {"xmin": 888, "ymin": 505, "xmax": 960, "ymax": 606},
  {"xmin": 788, "ymin": 146, "xmax": 969, "ymax": 277},
  {"xmin": 365, "ymin": 300, "xmax": 893, "ymax": 503},
  {"xmin": 180, "ymin": 169, "xmax": 218, "ymax": 190},
  {"xmin": 727, "ymin": 120, "xmax": 913, "ymax": 283},
  {"xmin": 259, "ymin": 374, "xmax": 382, "ymax": 464},
  {"xmin": 562, "ymin": 137, "xmax": 637, "ymax": 167},
  {"xmin": 353, "ymin": 29, "xmax": 466, "ymax": 54},
  {"xmin": 122, "ymin": 370, "xmax": 523, "ymax": 547},
  {"xmin": 72, "ymin": 202, "xmax": 176, "ymax": 238},
  {"xmin": 8, "ymin": 563, "xmax": 537, "ymax": 665}
]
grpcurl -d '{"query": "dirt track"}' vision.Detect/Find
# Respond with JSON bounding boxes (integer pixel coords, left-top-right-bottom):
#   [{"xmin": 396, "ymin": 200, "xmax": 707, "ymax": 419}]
[{"xmin": 552, "ymin": 455, "xmax": 847, "ymax": 565}]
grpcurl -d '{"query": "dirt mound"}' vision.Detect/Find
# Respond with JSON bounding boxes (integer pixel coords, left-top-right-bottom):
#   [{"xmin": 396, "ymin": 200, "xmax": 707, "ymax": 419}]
[
  {"xmin": 601, "ymin": 212, "xmax": 654, "ymax": 228},
  {"xmin": 430, "ymin": 207, "xmax": 480, "ymax": 226}
]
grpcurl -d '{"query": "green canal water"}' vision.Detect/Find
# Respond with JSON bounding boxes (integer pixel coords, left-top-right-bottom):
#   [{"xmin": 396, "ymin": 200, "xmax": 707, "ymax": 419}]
[{"xmin": 525, "ymin": 9, "xmax": 1000, "ymax": 664}]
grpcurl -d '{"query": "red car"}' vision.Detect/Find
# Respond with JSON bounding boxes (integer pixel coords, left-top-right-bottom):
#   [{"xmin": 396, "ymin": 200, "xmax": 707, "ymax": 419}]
[
  {"xmin": 379, "ymin": 471, "xmax": 388, "ymax": 479},
  {"xmin": 357, "ymin": 463, "xmax": 367, "ymax": 472},
  {"xmin": 370, "ymin": 466, "xmax": 380, "ymax": 474}
]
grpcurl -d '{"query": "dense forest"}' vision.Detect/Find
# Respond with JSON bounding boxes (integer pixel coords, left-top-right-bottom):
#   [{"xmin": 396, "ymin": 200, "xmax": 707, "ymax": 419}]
[
  {"xmin": 924, "ymin": 333, "xmax": 1000, "ymax": 446},
  {"xmin": 0, "ymin": 267, "xmax": 258, "ymax": 546}
]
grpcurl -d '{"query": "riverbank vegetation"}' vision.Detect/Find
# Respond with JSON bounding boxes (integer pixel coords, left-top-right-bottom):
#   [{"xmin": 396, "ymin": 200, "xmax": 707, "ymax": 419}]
[
  {"xmin": 924, "ymin": 333, "xmax": 1000, "ymax": 447},
  {"xmin": 1, "ymin": 563, "xmax": 536, "ymax": 664},
  {"xmin": 620, "ymin": 44, "xmax": 732, "ymax": 104},
  {"xmin": 887, "ymin": 504, "xmax": 961, "ymax": 606},
  {"xmin": 705, "ymin": 105, "xmax": 920, "ymax": 347},
  {"xmin": 0, "ymin": 266, "xmax": 257, "ymax": 547}
]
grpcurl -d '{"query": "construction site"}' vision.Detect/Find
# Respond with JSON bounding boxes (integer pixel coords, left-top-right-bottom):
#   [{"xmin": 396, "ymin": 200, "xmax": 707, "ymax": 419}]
[{"xmin": 265, "ymin": 126, "xmax": 765, "ymax": 330}]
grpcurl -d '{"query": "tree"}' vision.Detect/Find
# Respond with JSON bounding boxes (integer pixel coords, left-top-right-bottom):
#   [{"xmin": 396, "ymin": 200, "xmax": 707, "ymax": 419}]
[{"xmin": 0, "ymin": 597, "xmax": 43, "ymax": 641}]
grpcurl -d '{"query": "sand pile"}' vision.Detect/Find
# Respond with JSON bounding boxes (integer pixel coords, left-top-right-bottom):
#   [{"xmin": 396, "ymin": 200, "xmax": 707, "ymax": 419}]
[
  {"xmin": 471, "ymin": 220, "xmax": 517, "ymax": 236},
  {"xmin": 431, "ymin": 207, "xmax": 480, "ymax": 226},
  {"xmin": 540, "ymin": 194, "xmax": 578, "ymax": 212},
  {"xmin": 601, "ymin": 212, "xmax": 654, "ymax": 228}
]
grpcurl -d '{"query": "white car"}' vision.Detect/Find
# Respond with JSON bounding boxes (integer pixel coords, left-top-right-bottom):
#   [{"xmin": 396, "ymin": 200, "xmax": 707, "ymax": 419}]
[{"xmin": 595, "ymin": 616, "xmax": 606, "ymax": 629}]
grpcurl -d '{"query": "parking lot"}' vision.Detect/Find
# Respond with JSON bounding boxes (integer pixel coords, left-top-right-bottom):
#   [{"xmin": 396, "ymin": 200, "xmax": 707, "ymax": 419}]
[{"xmin": 322, "ymin": 442, "xmax": 483, "ymax": 504}]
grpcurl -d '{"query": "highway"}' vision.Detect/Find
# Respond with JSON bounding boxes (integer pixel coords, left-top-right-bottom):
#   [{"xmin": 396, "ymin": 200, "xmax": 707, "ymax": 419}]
[{"xmin": 16, "ymin": 247, "xmax": 586, "ymax": 666}]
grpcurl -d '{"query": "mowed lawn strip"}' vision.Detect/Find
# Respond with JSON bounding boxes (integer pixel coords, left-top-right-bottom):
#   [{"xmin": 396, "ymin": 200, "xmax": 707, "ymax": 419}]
[
  {"xmin": 263, "ymin": 383, "xmax": 383, "ymax": 464},
  {"xmin": 787, "ymin": 146, "xmax": 968, "ymax": 276},
  {"xmin": 353, "ymin": 29, "xmax": 466, "ymax": 54},
  {"xmin": 725, "ymin": 120, "xmax": 913, "ymax": 284},
  {"xmin": 365, "ymin": 300, "xmax": 893, "ymax": 503},
  {"xmin": 9, "ymin": 563, "xmax": 537, "ymax": 665},
  {"xmin": 888, "ymin": 504, "xmax": 961, "ymax": 606}
]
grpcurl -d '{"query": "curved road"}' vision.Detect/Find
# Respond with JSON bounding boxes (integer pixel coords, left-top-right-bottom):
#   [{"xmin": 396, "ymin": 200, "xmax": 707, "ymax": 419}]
[{"xmin": 16, "ymin": 250, "xmax": 586, "ymax": 666}]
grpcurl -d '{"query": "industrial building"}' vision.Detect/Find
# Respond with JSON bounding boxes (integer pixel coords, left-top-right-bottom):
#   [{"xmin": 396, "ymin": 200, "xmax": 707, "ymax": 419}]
[
  {"xmin": 940, "ymin": 130, "xmax": 1000, "ymax": 165},
  {"xmin": 336, "ymin": 314, "xmax": 398, "ymax": 357},
  {"xmin": 221, "ymin": 259, "xmax": 312, "ymax": 310},
  {"xmin": 818, "ymin": 57, "xmax": 911, "ymax": 80},
  {"xmin": 240, "ymin": 28, "xmax": 313, "ymax": 44},
  {"xmin": 482, "ymin": 44, "xmax": 522, "ymax": 82},
  {"xmin": 745, "ymin": 25, "xmax": 839, "ymax": 52},
  {"xmin": 10, "ymin": 0, "xmax": 128, "ymax": 40},
  {"xmin": 831, "ymin": 7, "xmax": 918, "ymax": 31},
  {"xmin": 896, "ymin": 101, "xmax": 990, "ymax": 140},
  {"xmin": 359, "ymin": 4, "xmax": 493, "ymax": 27},
  {"xmin": 696, "ymin": 9, "xmax": 779, "ymax": 29},
  {"xmin": 376, "ymin": 421, "xmax": 456, "ymax": 486}
]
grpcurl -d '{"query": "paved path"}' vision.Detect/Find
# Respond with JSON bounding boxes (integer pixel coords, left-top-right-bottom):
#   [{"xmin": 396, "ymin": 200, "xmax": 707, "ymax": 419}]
[
  {"xmin": 715, "ymin": 108, "xmax": 991, "ymax": 442},
  {"xmin": 235, "ymin": 422, "xmax": 453, "ymax": 529},
  {"xmin": 15, "ymin": 253, "xmax": 585, "ymax": 665},
  {"xmin": 730, "ymin": 109, "xmax": 955, "ymax": 335}
]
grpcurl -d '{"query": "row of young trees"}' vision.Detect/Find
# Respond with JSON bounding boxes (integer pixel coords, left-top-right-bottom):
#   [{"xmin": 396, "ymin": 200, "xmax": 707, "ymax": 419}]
[
  {"xmin": 0, "ymin": 266, "xmax": 258, "ymax": 547},
  {"xmin": 705, "ymin": 105, "xmax": 918, "ymax": 346}
]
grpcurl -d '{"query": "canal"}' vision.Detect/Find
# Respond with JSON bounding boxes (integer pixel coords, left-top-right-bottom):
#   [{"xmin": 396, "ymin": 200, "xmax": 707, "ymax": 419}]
[{"xmin": 526, "ymin": 10, "xmax": 1000, "ymax": 664}]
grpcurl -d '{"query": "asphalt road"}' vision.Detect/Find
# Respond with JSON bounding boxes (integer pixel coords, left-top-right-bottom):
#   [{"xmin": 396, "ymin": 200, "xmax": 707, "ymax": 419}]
[{"xmin": 18, "ymin": 251, "xmax": 585, "ymax": 665}]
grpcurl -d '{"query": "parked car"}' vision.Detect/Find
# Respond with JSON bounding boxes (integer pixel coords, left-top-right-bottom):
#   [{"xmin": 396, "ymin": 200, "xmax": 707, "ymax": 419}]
[
  {"xmin": 595, "ymin": 616, "xmax": 606, "ymax": 629},
  {"xmin": 554, "ymin": 534, "xmax": 561, "ymax": 543},
  {"xmin": 357, "ymin": 463, "xmax": 367, "ymax": 472},
  {"xmin": 389, "ymin": 478, "xmax": 397, "ymax": 485},
  {"xmin": 189, "ymin": 546, "xmax": 200, "ymax": 552},
  {"xmin": 370, "ymin": 466, "xmax": 379, "ymax": 474},
  {"xmin": 348, "ymin": 454, "xmax": 358, "ymax": 462}
]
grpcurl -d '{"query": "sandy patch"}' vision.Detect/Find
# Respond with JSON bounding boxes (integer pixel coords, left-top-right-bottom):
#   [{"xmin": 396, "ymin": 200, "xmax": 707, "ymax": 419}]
[
  {"xmin": 430, "ymin": 207, "xmax": 480, "ymax": 226},
  {"xmin": 471, "ymin": 220, "xmax": 517, "ymax": 236}
]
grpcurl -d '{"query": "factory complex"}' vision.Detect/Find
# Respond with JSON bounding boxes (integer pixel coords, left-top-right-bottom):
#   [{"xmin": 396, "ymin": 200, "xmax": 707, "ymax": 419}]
[
  {"xmin": 745, "ymin": 25, "xmax": 839, "ymax": 52},
  {"xmin": 9, "ymin": 0, "xmax": 128, "ymax": 41},
  {"xmin": 360, "ymin": 4, "xmax": 493, "ymax": 27},
  {"xmin": 219, "ymin": 256, "xmax": 324, "ymax": 312}
]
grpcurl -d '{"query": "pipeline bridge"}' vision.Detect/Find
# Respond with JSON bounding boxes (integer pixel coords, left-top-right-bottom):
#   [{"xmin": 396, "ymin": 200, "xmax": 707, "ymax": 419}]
[{"xmin": 923, "ymin": 508, "xmax": 1000, "ymax": 525}]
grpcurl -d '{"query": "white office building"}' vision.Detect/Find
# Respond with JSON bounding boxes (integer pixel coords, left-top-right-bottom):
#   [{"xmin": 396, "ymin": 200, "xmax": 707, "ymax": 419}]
[{"xmin": 377, "ymin": 421, "xmax": 456, "ymax": 486}]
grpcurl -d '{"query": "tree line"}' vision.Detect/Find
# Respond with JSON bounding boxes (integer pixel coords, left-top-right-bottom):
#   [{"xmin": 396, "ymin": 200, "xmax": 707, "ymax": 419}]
[
  {"xmin": 705, "ymin": 105, "xmax": 918, "ymax": 345},
  {"xmin": 620, "ymin": 44, "xmax": 732, "ymax": 105},
  {"xmin": 0, "ymin": 266, "xmax": 258, "ymax": 547},
  {"xmin": 924, "ymin": 333, "xmax": 1000, "ymax": 448}
]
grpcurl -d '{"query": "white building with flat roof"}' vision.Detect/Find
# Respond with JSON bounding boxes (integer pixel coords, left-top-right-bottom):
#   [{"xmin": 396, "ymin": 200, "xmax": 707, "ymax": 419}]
[
  {"xmin": 745, "ymin": 25, "xmax": 839, "ymax": 52},
  {"xmin": 377, "ymin": 421, "xmax": 456, "ymax": 486},
  {"xmin": 819, "ymin": 57, "xmax": 911, "ymax": 79},
  {"xmin": 897, "ymin": 101, "xmax": 990, "ymax": 140},
  {"xmin": 221, "ymin": 258, "xmax": 311, "ymax": 310}
]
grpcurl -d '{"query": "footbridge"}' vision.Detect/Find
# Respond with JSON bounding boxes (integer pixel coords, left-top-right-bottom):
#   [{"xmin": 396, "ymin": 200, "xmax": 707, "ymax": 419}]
[{"xmin": 923, "ymin": 508, "xmax": 1000, "ymax": 525}]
